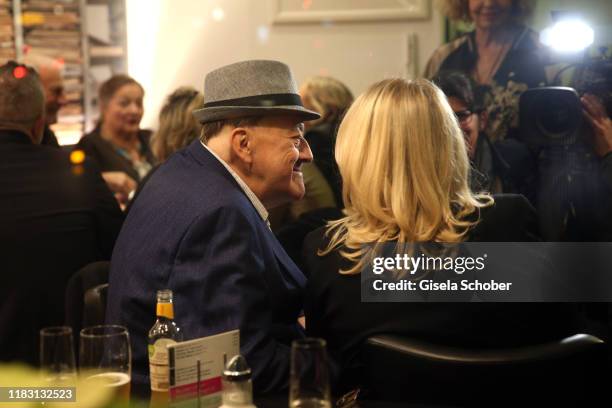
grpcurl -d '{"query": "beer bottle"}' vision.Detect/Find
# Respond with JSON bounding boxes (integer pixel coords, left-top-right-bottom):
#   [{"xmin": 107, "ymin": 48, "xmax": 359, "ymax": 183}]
[{"xmin": 148, "ymin": 289, "xmax": 183, "ymax": 395}]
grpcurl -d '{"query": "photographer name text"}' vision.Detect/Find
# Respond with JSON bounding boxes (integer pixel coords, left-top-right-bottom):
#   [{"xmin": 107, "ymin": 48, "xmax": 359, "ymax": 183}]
[{"xmin": 372, "ymin": 279, "xmax": 512, "ymax": 292}]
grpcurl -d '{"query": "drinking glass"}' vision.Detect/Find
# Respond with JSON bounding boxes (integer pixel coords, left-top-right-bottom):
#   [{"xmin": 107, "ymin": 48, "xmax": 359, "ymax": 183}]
[
  {"xmin": 80, "ymin": 325, "xmax": 132, "ymax": 402},
  {"xmin": 40, "ymin": 326, "xmax": 77, "ymax": 383},
  {"xmin": 289, "ymin": 338, "xmax": 331, "ymax": 408}
]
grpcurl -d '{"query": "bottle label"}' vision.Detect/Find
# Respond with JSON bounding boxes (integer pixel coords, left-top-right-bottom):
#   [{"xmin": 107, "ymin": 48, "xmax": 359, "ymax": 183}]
[
  {"xmin": 156, "ymin": 303, "xmax": 174, "ymax": 319},
  {"xmin": 149, "ymin": 338, "xmax": 176, "ymax": 391}
]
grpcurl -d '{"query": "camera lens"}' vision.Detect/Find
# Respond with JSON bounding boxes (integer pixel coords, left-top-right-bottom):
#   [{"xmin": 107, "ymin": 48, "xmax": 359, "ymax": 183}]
[{"xmin": 537, "ymin": 97, "xmax": 573, "ymax": 135}]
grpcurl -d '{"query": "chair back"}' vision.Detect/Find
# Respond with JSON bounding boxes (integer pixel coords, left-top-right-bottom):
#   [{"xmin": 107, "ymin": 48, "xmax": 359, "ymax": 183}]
[
  {"xmin": 64, "ymin": 261, "xmax": 110, "ymax": 358},
  {"xmin": 362, "ymin": 333, "xmax": 606, "ymax": 405},
  {"xmin": 83, "ymin": 283, "xmax": 109, "ymax": 327}
]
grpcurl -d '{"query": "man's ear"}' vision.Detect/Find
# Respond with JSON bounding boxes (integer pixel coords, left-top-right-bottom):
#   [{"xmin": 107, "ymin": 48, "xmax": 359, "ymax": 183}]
[
  {"xmin": 478, "ymin": 110, "xmax": 488, "ymax": 132},
  {"xmin": 229, "ymin": 127, "xmax": 253, "ymax": 165}
]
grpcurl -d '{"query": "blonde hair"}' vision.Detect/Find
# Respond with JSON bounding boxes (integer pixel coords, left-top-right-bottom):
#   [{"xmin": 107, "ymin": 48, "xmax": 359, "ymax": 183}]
[
  {"xmin": 438, "ymin": 0, "xmax": 534, "ymax": 23},
  {"xmin": 300, "ymin": 76, "xmax": 353, "ymax": 127},
  {"xmin": 153, "ymin": 87, "xmax": 204, "ymax": 162},
  {"xmin": 322, "ymin": 78, "xmax": 493, "ymax": 274}
]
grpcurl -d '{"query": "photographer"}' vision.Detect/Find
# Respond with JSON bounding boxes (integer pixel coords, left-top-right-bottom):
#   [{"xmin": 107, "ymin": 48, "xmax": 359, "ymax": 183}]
[
  {"xmin": 581, "ymin": 93, "xmax": 612, "ymax": 240},
  {"xmin": 582, "ymin": 94, "xmax": 612, "ymax": 191}
]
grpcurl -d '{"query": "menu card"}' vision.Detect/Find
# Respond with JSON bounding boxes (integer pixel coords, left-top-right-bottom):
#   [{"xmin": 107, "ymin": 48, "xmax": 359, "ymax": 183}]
[{"xmin": 168, "ymin": 330, "xmax": 240, "ymax": 408}]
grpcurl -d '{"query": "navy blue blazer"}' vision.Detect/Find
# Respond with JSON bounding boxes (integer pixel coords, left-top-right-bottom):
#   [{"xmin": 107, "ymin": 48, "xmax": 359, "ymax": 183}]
[{"xmin": 106, "ymin": 140, "xmax": 306, "ymax": 394}]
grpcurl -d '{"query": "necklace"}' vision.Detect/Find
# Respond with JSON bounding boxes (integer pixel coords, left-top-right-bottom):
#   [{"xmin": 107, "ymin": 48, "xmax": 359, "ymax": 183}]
[{"xmin": 474, "ymin": 37, "xmax": 512, "ymax": 85}]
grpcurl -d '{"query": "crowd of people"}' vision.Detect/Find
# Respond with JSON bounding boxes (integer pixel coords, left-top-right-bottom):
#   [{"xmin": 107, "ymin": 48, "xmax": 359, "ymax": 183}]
[{"xmin": 1, "ymin": 0, "xmax": 612, "ymax": 404}]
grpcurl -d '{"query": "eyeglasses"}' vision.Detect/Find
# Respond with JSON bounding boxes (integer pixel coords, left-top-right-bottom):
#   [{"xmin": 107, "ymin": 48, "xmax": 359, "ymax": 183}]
[{"xmin": 454, "ymin": 109, "xmax": 475, "ymax": 124}]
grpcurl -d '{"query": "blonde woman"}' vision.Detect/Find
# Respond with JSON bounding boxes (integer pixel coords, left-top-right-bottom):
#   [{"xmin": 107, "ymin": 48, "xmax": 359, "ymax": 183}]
[
  {"xmin": 303, "ymin": 78, "xmax": 580, "ymax": 392},
  {"xmin": 126, "ymin": 87, "xmax": 203, "ymax": 212},
  {"xmin": 299, "ymin": 76, "xmax": 354, "ymax": 210},
  {"xmin": 152, "ymin": 86, "xmax": 204, "ymax": 162}
]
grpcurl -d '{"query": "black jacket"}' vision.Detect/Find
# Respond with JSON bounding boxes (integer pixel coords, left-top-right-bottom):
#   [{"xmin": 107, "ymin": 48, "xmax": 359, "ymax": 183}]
[
  {"xmin": 303, "ymin": 194, "xmax": 586, "ymax": 391},
  {"xmin": 77, "ymin": 127, "xmax": 155, "ymax": 182},
  {"xmin": 0, "ymin": 130, "xmax": 124, "ymax": 365}
]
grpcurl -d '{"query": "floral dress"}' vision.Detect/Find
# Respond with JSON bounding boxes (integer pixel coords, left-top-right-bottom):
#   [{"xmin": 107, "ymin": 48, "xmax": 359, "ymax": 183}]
[{"xmin": 425, "ymin": 26, "xmax": 550, "ymax": 143}]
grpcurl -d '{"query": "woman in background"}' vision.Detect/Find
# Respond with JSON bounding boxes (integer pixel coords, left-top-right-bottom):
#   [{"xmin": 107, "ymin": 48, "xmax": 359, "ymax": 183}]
[
  {"xmin": 126, "ymin": 87, "xmax": 203, "ymax": 211},
  {"xmin": 425, "ymin": 0, "xmax": 543, "ymax": 142},
  {"xmin": 299, "ymin": 76, "xmax": 354, "ymax": 210},
  {"xmin": 151, "ymin": 86, "xmax": 204, "ymax": 162},
  {"xmin": 303, "ymin": 78, "xmax": 582, "ymax": 393},
  {"xmin": 78, "ymin": 75, "xmax": 155, "ymax": 205}
]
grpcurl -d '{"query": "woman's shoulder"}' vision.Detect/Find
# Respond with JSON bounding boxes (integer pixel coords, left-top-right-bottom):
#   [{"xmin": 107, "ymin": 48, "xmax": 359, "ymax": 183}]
[
  {"xmin": 424, "ymin": 34, "xmax": 471, "ymax": 78},
  {"xmin": 302, "ymin": 225, "xmax": 352, "ymax": 281},
  {"xmin": 485, "ymin": 193, "xmax": 534, "ymax": 218},
  {"xmin": 514, "ymin": 25, "xmax": 543, "ymax": 49},
  {"xmin": 468, "ymin": 194, "xmax": 538, "ymax": 241},
  {"xmin": 77, "ymin": 128, "xmax": 104, "ymax": 151},
  {"xmin": 303, "ymin": 226, "xmax": 332, "ymax": 266}
]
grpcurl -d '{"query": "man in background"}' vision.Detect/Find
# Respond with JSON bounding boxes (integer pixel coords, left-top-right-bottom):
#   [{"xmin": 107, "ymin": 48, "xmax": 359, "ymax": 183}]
[
  {"xmin": 23, "ymin": 54, "xmax": 67, "ymax": 147},
  {"xmin": 24, "ymin": 54, "xmax": 136, "ymax": 201},
  {"xmin": 0, "ymin": 61, "xmax": 123, "ymax": 365}
]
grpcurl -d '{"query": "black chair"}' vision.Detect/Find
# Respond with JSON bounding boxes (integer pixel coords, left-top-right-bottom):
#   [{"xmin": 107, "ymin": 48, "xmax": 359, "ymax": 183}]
[
  {"xmin": 64, "ymin": 261, "xmax": 110, "ymax": 359},
  {"xmin": 83, "ymin": 283, "xmax": 109, "ymax": 327},
  {"xmin": 362, "ymin": 334, "xmax": 606, "ymax": 406}
]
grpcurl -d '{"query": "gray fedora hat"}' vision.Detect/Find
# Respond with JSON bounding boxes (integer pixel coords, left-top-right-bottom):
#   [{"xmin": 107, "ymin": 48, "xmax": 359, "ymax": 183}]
[{"xmin": 193, "ymin": 60, "xmax": 320, "ymax": 124}]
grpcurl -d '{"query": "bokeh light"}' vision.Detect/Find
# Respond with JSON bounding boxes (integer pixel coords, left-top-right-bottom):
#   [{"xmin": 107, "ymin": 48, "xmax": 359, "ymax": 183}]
[
  {"xmin": 70, "ymin": 149, "xmax": 86, "ymax": 165},
  {"xmin": 13, "ymin": 66, "xmax": 27, "ymax": 79},
  {"xmin": 257, "ymin": 26, "xmax": 269, "ymax": 44},
  {"xmin": 53, "ymin": 58, "xmax": 65, "ymax": 69},
  {"xmin": 540, "ymin": 19, "xmax": 594, "ymax": 53},
  {"xmin": 211, "ymin": 7, "xmax": 225, "ymax": 22}
]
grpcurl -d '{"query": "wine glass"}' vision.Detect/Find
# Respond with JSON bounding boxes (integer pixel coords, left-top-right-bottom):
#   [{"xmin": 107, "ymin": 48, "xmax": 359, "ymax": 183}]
[
  {"xmin": 289, "ymin": 338, "xmax": 331, "ymax": 408},
  {"xmin": 80, "ymin": 325, "xmax": 132, "ymax": 402},
  {"xmin": 40, "ymin": 326, "xmax": 77, "ymax": 384}
]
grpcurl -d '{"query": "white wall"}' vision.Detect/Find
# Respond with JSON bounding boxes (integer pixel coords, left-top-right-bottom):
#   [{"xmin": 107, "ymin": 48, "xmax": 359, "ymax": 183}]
[{"xmin": 126, "ymin": 0, "xmax": 444, "ymax": 129}]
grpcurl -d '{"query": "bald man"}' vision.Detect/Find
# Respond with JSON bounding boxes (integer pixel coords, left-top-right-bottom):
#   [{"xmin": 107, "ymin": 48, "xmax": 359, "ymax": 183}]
[
  {"xmin": 23, "ymin": 54, "xmax": 67, "ymax": 146},
  {"xmin": 24, "ymin": 55, "xmax": 136, "ymax": 201}
]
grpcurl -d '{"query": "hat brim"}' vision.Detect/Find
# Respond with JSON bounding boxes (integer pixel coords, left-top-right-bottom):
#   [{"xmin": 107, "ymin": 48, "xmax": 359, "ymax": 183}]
[{"xmin": 193, "ymin": 105, "xmax": 320, "ymax": 124}]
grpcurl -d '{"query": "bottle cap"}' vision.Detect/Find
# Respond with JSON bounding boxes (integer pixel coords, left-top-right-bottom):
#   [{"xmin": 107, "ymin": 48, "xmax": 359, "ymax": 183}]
[
  {"xmin": 223, "ymin": 355, "xmax": 251, "ymax": 382},
  {"xmin": 156, "ymin": 289, "xmax": 173, "ymax": 303}
]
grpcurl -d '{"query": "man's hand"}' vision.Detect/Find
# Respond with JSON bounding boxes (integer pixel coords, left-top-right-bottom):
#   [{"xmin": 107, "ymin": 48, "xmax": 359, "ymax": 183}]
[
  {"xmin": 101, "ymin": 171, "xmax": 137, "ymax": 205},
  {"xmin": 582, "ymin": 94, "xmax": 612, "ymax": 157}
]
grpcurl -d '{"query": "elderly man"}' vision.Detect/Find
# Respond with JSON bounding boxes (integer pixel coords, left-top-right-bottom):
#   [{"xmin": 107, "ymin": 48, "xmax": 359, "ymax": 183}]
[
  {"xmin": 0, "ymin": 61, "xmax": 123, "ymax": 365},
  {"xmin": 107, "ymin": 60, "xmax": 319, "ymax": 395}
]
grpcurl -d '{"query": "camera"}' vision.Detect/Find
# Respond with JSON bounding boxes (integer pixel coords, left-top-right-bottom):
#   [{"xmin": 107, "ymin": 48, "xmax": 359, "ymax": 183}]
[
  {"xmin": 519, "ymin": 86, "xmax": 583, "ymax": 148},
  {"xmin": 518, "ymin": 51, "xmax": 612, "ymax": 149}
]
